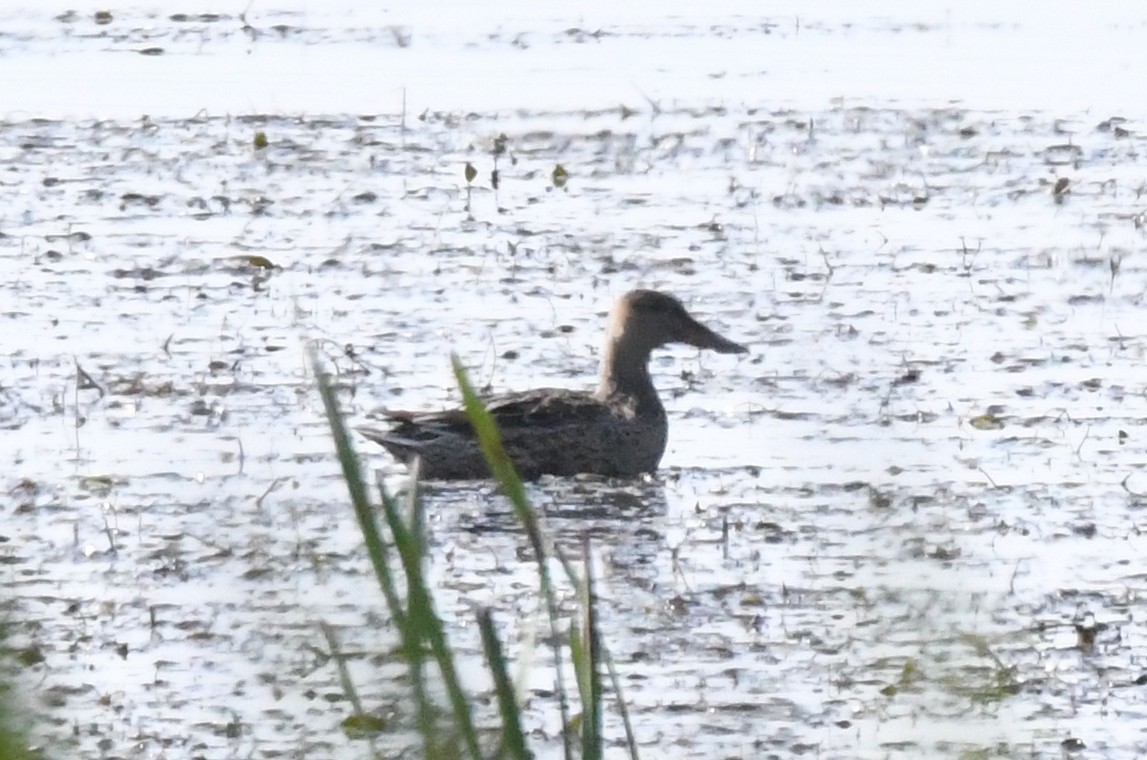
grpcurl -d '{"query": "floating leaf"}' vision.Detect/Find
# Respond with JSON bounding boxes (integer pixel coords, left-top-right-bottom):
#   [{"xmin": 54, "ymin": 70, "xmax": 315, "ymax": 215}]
[
  {"xmin": 45, "ymin": 230, "xmax": 92, "ymax": 242},
  {"xmin": 79, "ymin": 475, "xmax": 117, "ymax": 495},
  {"xmin": 253, "ymin": 131, "xmax": 268, "ymax": 149},
  {"xmin": 341, "ymin": 713, "xmax": 389, "ymax": 737},
  {"xmin": 969, "ymin": 413, "xmax": 1004, "ymax": 431},
  {"xmin": 464, "ymin": 162, "xmax": 477, "ymax": 183},
  {"xmin": 235, "ymin": 254, "xmax": 277, "ymax": 270},
  {"xmin": 552, "ymin": 163, "xmax": 569, "ymax": 189},
  {"xmin": 16, "ymin": 645, "xmax": 45, "ymax": 667}
]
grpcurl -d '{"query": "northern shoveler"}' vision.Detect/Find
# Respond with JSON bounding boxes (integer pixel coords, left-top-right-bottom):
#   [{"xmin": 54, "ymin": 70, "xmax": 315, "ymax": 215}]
[{"xmin": 359, "ymin": 289, "xmax": 747, "ymax": 479}]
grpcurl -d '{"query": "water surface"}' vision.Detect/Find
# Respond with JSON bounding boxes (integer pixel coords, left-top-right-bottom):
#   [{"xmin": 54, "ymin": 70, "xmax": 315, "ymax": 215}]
[{"xmin": 3, "ymin": 3, "xmax": 1147, "ymax": 758}]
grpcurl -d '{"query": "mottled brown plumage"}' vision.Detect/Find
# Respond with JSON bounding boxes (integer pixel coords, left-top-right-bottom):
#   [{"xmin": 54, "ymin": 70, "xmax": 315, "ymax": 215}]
[{"xmin": 359, "ymin": 290, "xmax": 747, "ymax": 480}]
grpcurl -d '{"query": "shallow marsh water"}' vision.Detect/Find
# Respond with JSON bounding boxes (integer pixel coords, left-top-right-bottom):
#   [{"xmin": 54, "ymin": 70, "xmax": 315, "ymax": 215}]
[{"xmin": 3, "ymin": 3, "xmax": 1147, "ymax": 759}]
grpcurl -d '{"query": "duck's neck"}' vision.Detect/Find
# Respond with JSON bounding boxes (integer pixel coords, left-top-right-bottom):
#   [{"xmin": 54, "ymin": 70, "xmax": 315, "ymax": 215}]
[{"xmin": 595, "ymin": 336, "xmax": 662, "ymax": 413}]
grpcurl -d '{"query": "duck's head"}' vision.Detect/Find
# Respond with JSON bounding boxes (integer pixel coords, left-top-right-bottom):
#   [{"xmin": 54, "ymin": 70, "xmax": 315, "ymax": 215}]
[{"xmin": 606, "ymin": 289, "xmax": 748, "ymax": 356}]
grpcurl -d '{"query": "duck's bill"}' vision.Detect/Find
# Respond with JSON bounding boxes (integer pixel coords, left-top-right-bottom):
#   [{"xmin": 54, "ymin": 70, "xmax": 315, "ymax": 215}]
[{"xmin": 682, "ymin": 319, "xmax": 749, "ymax": 354}]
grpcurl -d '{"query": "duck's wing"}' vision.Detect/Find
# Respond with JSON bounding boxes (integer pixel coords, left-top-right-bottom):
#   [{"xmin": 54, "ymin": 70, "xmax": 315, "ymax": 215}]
[
  {"xmin": 384, "ymin": 388, "xmax": 605, "ymax": 436},
  {"xmin": 359, "ymin": 388, "xmax": 607, "ymax": 445},
  {"xmin": 482, "ymin": 388, "xmax": 612, "ymax": 429}
]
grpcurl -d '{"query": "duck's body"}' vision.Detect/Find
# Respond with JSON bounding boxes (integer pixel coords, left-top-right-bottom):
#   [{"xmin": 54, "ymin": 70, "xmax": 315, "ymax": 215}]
[
  {"xmin": 372, "ymin": 386, "xmax": 666, "ymax": 480},
  {"xmin": 359, "ymin": 289, "xmax": 747, "ymax": 480}
]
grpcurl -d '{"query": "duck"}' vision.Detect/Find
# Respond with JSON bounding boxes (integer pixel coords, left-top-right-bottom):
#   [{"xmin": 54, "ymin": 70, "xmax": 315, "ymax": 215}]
[{"xmin": 358, "ymin": 289, "xmax": 747, "ymax": 480}]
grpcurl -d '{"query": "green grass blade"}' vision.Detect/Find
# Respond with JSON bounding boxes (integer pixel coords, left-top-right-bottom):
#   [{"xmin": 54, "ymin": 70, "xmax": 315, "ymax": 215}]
[
  {"xmin": 580, "ymin": 540, "xmax": 603, "ymax": 760},
  {"xmin": 602, "ymin": 648, "xmax": 640, "ymax": 760},
  {"xmin": 569, "ymin": 617, "xmax": 587, "ymax": 706},
  {"xmin": 311, "ymin": 355, "xmax": 407, "ymax": 632},
  {"xmin": 449, "ymin": 354, "xmax": 532, "ymax": 523},
  {"xmin": 477, "ymin": 608, "xmax": 531, "ymax": 760},
  {"xmin": 316, "ymin": 356, "xmax": 475, "ymax": 755},
  {"xmin": 319, "ymin": 621, "xmax": 365, "ymax": 717},
  {"xmin": 380, "ymin": 478, "xmax": 484, "ymax": 760},
  {"xmin": 451, "ymin": 355, "xmax": 575, "ymax": 760},
  {"xmin": 371, "ymin": 474, "xmax": 436, "ymax": 750}
]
